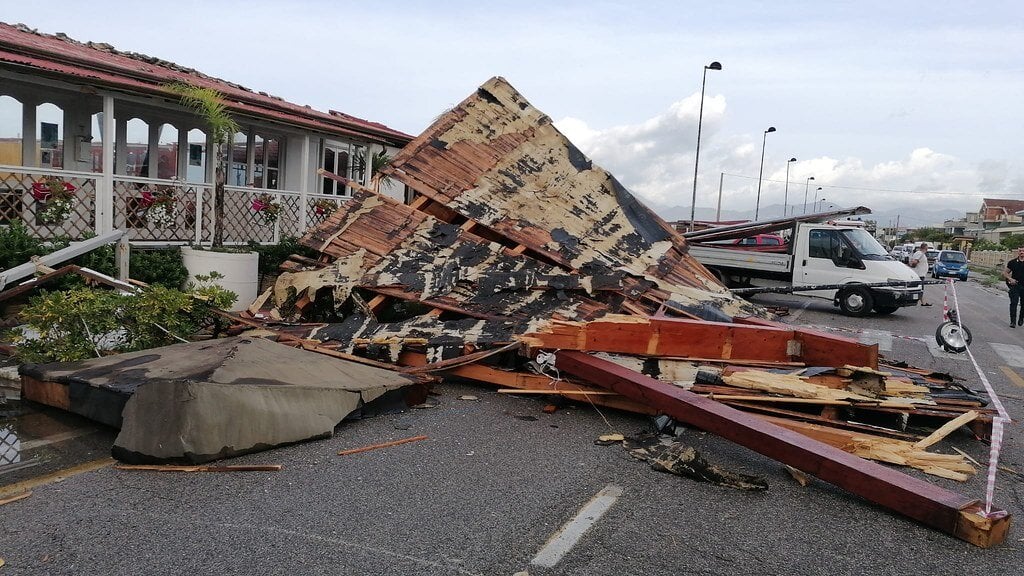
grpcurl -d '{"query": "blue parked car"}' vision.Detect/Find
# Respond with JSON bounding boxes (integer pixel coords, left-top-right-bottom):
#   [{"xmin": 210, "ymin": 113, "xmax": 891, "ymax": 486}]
[{"xmin": 931, "ymin": 250, "xmax": 969, "ymax": 281}]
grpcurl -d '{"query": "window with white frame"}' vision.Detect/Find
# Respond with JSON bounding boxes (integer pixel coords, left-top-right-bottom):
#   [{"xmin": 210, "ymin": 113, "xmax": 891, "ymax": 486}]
[{"xmin": 320, "ymin": 140, "xmax": 366, "ymax": 195}]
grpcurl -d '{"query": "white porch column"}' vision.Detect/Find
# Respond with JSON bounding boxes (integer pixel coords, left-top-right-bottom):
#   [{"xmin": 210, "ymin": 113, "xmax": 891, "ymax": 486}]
[
  {"xmin": 21, "ymin": 100, "xmax": 35, "ymax": 166},
  {"xmin": 177, "ymin": 127, "xmax": 188, "ymax": 178},
  {"xmin": 299, "ymin": 134, "xmax": 309, "ymax": 233},
  {"xmin": 245, "ymin": 131, "xmax": 255, "ymax": 185},
  {"xmin": 100, "ymin": 94, "xmax": 115, "ymax": 234},
  {"xmin": 147, "ymin": 122, "xmax": 160, "ymax": 178}
]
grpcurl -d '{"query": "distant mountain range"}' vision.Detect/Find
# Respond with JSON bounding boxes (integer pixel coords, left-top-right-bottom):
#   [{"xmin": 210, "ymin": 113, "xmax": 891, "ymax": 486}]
[{"xmin": 650, "ymin": 202, "xmax": 964, "ymax": 230}]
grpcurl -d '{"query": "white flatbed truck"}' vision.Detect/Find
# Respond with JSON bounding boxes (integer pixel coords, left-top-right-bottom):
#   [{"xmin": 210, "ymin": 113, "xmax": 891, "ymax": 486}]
[{"xmin": 688, "ymin": 219, "xmax": 923, "ymax": 316}]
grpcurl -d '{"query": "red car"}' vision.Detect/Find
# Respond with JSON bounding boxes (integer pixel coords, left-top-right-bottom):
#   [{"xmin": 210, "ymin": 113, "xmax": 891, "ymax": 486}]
[{"xmin": 733, "ymin": 234, "xmax": 785, "ymax": 246}]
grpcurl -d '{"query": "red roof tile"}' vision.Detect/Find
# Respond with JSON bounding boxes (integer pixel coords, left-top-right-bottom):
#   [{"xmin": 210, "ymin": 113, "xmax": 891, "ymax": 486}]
[
  {"xmin": 0, "ymin": 22, "xmax": 412, "ymax": 146},
  {"xmin": 982, "ymin": 198, "xmax": 1024, "ymax": 213}
]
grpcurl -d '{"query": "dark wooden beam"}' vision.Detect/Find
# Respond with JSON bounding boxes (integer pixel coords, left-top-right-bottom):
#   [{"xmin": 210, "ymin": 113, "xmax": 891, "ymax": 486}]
[{"xmin": 553, "ymin": 350, "xmax": 1009, "ymax": 547}]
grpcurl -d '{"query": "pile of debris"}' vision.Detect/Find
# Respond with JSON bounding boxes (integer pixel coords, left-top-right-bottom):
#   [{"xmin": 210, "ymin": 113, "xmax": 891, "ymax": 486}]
[{"xmin": 13, "ymin": 77, "xmax": 1009, "ymax": 546}]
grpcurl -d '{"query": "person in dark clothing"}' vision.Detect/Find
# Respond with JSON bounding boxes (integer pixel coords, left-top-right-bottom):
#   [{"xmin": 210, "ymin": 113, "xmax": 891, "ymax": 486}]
[{"xmin": 1003, "ymin": 247, "xmax": 1024, "ymax": 327}]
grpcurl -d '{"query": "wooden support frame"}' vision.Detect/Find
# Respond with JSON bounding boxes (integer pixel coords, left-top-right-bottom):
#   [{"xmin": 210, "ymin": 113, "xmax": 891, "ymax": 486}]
[
  {"xmin": 523, "ymin": 315, "xmax": 878, "ymax": 369},
  {"xmin": 553, "ymin": 350, "xmax": 1010, "ymax": 547}
]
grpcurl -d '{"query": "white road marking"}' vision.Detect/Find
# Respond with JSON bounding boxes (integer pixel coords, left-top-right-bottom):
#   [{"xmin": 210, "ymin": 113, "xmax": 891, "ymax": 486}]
[
  {"xmin": 530, "ymin": 484, "xmax": 623, "ymax": 568},
  {"xmin": 787, "ymin": 300, "xmax": 812, "ymax": 323},
  {"xmin": 990, "ymin": 343, "xmax": 1024, "ymax": 368},
  {"xmin": 853, "ymin": 329, "xmax": 893, "ymax": 352}
]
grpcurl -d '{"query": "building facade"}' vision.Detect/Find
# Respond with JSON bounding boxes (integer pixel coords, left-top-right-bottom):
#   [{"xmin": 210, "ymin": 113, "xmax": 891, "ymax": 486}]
[{"xmin": 0, "ymin": 22, "xmax": 412, "ymax": 243}]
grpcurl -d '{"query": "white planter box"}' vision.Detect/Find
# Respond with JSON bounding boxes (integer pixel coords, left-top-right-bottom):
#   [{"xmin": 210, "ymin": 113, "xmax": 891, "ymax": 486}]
[{"xmin": 180, "ymin": 246, "xmax": 259, "ymax": 312}]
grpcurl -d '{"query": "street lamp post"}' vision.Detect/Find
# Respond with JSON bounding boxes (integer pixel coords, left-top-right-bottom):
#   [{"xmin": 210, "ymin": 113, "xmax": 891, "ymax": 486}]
[
  {"xmin": 715, "ymin": 172, "xmax": 725, "ymax": 222},
  {"xmin": 783, "ymin": 157, "xmax": 796, "ymax": 217},
  {"xmin": 818, "ymin": 197, "xmax": 827, "ymax": 212},
  {"xmin": 813, "ymin": 187, "xmax": 823, "ymax": 212},
  {"xmin": 754, "ymin": 126, "xmax": 776, "ymax": 221},
  {"xmin": 802, "ymin": 176, "xmax": 815, "ymax": 214},
  {"xmin": 689, "ymin": 61, "xmax": 722, "ymax": 232}
]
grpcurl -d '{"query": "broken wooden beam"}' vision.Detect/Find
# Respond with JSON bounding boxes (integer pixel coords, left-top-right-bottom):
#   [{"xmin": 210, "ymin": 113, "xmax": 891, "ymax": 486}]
[
  {"xmin": 523, "ymin": 315, "xmax": 878, "ymax": 369},
  {"xmin": 553, "ymin": 350, "xmax": 1010, "ymax": 547}
]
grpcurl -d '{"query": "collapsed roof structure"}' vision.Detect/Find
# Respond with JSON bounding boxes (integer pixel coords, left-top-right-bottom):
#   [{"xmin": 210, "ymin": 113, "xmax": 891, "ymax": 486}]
[{"xmin": 17, "ymin": 77, "xmax": 1010, "ymax": 546}]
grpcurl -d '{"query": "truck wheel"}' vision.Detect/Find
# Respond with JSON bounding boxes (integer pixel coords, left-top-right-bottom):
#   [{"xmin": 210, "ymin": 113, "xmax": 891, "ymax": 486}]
[
  {"xmin": 838, "ymin": 287, "xmax": 873, "ymax": 317},
  {"xmin": 874, "ymin": 306, "xmax": 899, "ymax": 315}
]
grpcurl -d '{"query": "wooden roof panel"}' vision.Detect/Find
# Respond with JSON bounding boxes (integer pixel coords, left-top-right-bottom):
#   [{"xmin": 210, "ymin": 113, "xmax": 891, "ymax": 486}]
[{"xmin": 383, "ymin": 77, "xmax": 725, "ymax": 295}]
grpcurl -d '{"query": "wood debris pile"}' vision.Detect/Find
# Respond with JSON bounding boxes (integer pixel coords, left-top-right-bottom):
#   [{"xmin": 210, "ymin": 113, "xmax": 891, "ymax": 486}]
[{"xmin": 233, "ymin": 77, "xmax": 1008, "ymax": 546}]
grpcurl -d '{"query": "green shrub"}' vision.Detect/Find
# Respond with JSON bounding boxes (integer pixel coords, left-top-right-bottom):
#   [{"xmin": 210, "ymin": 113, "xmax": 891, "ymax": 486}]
[
  {"xmin": 13, "ymin": 285, "xmax": 198, "ymax": 363},
  {"xmin": 971, "ymin": 239, "xmax": 1003, "ymax": 252},
  {"xmin": 0, "ymin": 220, "xmax": 56, "ymax": 270},
  {"xmin": 1001, "ymin": 234, "xmax": 1024, "ymax": 250},
  {"xmin": 12, "ymin": 272, "xmax": 239, "ymax": 363},
  {"xmin": 248, "ymin": 236, "xmax": 318, "ymax": 282},
  {"xmin": 130, "ymin": 248, "xmax": 189, "ymax": 288}
]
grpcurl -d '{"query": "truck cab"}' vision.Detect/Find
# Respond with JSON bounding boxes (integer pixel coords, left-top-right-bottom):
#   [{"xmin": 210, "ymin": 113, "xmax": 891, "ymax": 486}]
[
  {"xmin": 795, "ymin": 224, "xmax": 922, "ymax": 315},
  {"xmin": 688, "ymin": 219, "xmax": 923, "ymax": 316}
]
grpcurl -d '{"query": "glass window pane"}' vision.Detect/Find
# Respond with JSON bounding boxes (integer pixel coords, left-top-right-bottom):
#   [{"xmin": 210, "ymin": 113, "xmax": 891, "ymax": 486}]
[
  {"xmin": 186, "ymin": 128, "xmax": 207, "ymax": 183},
  {"xmin": 37, "ymin": 102, "xmax": 64, "ymax": 169},
  {"xmin": 0, "ymin": 95, "xmax": 22, "ymax": 166},
  {"xmin": 157, "ymin": 123, "xmax": 178, "ymax": 179},
  {"xmin": 125, "ymin": 117, "xmax": 148, "ymax": 176}
]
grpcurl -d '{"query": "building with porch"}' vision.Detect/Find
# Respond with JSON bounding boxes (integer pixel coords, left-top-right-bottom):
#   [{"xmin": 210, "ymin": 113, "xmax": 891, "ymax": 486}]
[{"xmin": 0, "ymin": 21, "xmax": 413, "ymax": 244}]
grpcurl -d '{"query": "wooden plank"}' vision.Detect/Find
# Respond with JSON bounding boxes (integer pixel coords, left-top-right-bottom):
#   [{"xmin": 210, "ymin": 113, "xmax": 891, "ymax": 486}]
[
  {"xmin": 0, "ymin": 229, "xmax": 123, "ymax": 289},
  {"xmin": 497, "ymin": 389, "xmax": 618, "ymax": 396},
  {"xmin": 337, "ymin": 435, "xmax": 428, "ymax": 456},
  {"xmin": 0, "ymin": 265, "xmax": 78, "ymax": 303},
  {"xmin": 397, "ymin": 351, "xmax": 656, "ymax": 415},
  {"xmin": 735, "ymin": 316, "xmax": 879, "ymax": 369},
  {"xmin": 0, "ymin": 491, "xmax": 31, "ymax": 506},
  {"xmin": 524, "ymin": 316, "xmax": 796, "ymax": 362},
  {"xmin": 20, "ymin": 375, "xmax": 70, "ymax": 410},
  {"xmin": 552, "ymin": 350, "xmax": 1009, "ymax": 547},
  {"xmin": 723, "ymin": 400, "xmax": 921, "ymax": 441}
]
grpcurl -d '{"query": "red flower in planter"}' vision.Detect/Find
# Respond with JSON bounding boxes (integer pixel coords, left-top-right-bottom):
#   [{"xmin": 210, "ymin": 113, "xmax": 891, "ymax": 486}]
[
  {"xmin": 251, "ymin": 197, "xmax": 267, "ymax": 212},
  {"xmin": 31, "ymin": 179, "xmax": 75, "ymax": 202},
  {"xmin": 140, "ymin": 190, "xmax": 156, "ymax": 208},
  {"xmin": 312, "ymin": 198, "xmax": 337, "ymax": 216}
]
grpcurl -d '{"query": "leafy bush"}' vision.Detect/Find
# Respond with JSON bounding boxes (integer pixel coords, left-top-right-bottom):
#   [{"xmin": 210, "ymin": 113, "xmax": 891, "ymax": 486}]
[
  {"xmin": 248, "ymin": 236, "xmax": 319, "ymax": 283},
  {"xmin": 1001, "ymin": 234, "xmax": 1024, "ymax": 250},
  {"xmin": 971, "ymin": 239, "xmax": 1003, "ymax": 252},
  {"xmin": 12, "ymin": 272, "xmax": 239, "ymax": 363},
  {"xmin": 186, "ymin": 272, "xmax": 238, "ymax": 337},
  {"xmin": 130, "ymin": 248, "xmax": 189, "ymax": 288},
  {"xmin": 13, "ymin": 285, "xmax": 198, "ymax": 363},
  {"xmin": 0, "ymin": 220, "xmax": 56, "ymax": 270}
]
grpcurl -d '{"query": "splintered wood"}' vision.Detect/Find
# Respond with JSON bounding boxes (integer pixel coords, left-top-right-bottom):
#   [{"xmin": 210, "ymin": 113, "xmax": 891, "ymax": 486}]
[{"xmin": 241, "ymin": 76, "xmax": 1008, "ymax": 546}]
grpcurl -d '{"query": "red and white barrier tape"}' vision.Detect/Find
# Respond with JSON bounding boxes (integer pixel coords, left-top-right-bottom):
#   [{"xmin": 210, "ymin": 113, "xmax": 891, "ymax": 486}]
[{"xmin": 947, "ymin": 278, "xmax": 1010, "ymax": 516}]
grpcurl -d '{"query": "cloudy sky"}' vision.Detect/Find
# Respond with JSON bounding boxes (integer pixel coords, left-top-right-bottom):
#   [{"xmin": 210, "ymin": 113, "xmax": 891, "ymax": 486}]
[{"xmin": 3, "ymin": 1, "xmax": 1022, "ymax": 226}]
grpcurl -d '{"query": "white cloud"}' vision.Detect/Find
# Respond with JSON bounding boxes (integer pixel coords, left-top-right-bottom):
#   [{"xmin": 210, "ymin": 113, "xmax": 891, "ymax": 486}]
[{"xmin": 555, "ymin": 96, "xmax": 1018, "ymax": 221}]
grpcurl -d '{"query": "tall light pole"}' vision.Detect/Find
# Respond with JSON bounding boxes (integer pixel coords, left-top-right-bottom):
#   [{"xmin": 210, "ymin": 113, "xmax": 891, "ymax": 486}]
[
  {"xmin": 715, "ymin": 172, "xmax": 725, "ymax": 222},
  {"xmin": 754, "ymin": 126, "xmax": 776, "ymax": 221},
  {"xmin": 689, "ymin": 61, "xmax": 722, "ymax": 232},
  {"xmin": 802, "ymin": 176, "xmax": 815, "ymax": 214},
  {"xmin": 813, "ymin": 186, "xmax": 823, "ymax": 212},
  {"xmin": 783, "ymin": 157, "xmax": 796, "ymax": 217},
  {"xmin": 818, "ymin": 197, "xmax": 827, "ymax": 212}
]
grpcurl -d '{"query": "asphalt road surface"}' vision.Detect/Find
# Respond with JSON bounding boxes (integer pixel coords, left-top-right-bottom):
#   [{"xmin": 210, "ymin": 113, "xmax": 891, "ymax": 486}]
[{"xmin": 1, "ymin": 278, "xmax": 1021, "ymax": 575}]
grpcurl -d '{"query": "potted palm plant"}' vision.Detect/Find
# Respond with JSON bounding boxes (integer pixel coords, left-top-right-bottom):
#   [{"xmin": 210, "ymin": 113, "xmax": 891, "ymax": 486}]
[{"xmin": 168, "ymin": 83, "xmax": 259, "ymax": 311}]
